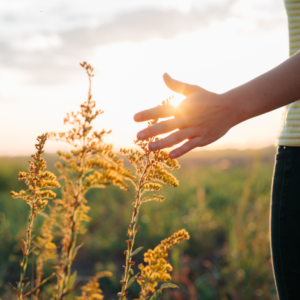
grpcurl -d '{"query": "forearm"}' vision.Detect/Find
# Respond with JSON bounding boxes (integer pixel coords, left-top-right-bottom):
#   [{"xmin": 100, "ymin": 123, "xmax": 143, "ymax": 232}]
[{"xmin": 225, "ymin": 51, "xmax": 300, "ymax": 126}]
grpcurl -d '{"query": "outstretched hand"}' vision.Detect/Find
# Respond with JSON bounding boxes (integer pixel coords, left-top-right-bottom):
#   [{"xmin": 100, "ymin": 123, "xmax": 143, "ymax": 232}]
[{"xmin": 134, "ymin": 74, "xmax": 237, "ymax": 158}]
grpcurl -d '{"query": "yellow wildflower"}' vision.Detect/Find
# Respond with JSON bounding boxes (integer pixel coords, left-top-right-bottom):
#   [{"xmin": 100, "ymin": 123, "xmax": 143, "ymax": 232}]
[
  {"xmin": 49, "ymin": 62, "xmax": 132, "ymax": 299},
  {"xmin": 118, "ymin": 99, "xmax": 181, "ymax": 300},
  {"xmin": 76, "ymin": 271, "xmax": 112, "ymax": 300},
  {"xmin": 138, "ymin": 229, "xmax": 190, "ymax": 299},
  {"xmin": 10, "ymin": 134, "xmax": 60, "ymax": 300}
]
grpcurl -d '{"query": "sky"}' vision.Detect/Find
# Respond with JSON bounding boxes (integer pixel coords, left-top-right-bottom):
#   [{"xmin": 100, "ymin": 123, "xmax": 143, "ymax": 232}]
[{"xmin": 0, "ymin": 0, "xmax": 289, "ymax": 155}]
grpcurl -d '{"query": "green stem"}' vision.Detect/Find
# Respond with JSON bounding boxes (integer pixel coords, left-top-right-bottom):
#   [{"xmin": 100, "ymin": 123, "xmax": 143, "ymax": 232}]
[
  {"xmin": 119, "ymin": 151, "xmax": 152, "ymax": 300},
  {"xmin": 18, "ymin": 202, "xmax": 36, "ymax": 300}
]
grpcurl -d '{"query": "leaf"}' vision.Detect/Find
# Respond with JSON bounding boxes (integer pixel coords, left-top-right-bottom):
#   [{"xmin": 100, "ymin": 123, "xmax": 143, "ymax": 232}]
[
  {"xmin": 141, "ymin": 194, "xmax": 165, "ymax": 203},
  {"xmin": 149, "ymin": 284, "xmax": 179, "ymax": 300},
  {"xmin": 131, "ymin": 247, "xmax": 143, "ymax": 256},
  {"xmin": 66, "ymin": 271, "xmax": 77, "ymax": 291},
  {"xmin": 29, "ymin": 247, "xmax": 36, "ymax": 255},
  {"xmin": 39, "ymin": 212, "xmax": 49, "ymax": 218},
  {"xmin": 150, "ymin": 290, "xmax": 162, "ymax": 300},
  {"xmin": 61, "ymin": 281, "xmax": 79, "ymax": 298},
  {"xmin": 8, "ymin": 283, "xmax": 19, "ymax": 296},
  {"xmin": 127, "ymin": 273, "xmax": 139, "ymax": 289},
  {"xmin": 160, "ymin": 283, "xmax": 179, "ymax": 290},
  {"xmin": 72, "ymin": 243, "xmax": 84, "ymax": 260},
  {"xmin": 23, "ymin": 281, "xmax": 31, "ymax": 292}
]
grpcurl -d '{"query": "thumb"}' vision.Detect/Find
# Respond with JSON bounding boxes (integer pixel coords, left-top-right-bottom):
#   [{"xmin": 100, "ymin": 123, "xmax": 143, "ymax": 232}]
[{"xmin": 163, "ymin": 73, "xmax": 201, "ymax": 97}]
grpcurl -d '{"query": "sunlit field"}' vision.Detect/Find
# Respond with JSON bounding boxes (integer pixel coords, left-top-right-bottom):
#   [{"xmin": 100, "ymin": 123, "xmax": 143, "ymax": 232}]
[{"xmin": 0, "ymin": 145, "xmax": 277, "ymax": 299}]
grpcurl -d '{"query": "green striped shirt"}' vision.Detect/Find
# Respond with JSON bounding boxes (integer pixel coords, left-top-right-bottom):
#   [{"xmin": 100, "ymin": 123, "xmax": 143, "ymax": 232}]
[{"xmin": 278, "ymin": 0, "xmax": 300, "ymax": 145}]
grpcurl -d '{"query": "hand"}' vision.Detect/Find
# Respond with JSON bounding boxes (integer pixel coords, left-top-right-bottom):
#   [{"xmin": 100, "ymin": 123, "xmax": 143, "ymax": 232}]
[{"xmin": 134, "ymin": 73, "xmax": 237, "ymax": 158}]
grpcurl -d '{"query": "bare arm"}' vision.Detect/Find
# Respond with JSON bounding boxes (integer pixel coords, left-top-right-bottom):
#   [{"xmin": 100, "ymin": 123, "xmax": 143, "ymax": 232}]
[
  {"xmin": 134, "ymin": 51, "xmax": 300, "ymax": 158},
  {"xmin": 230, "ymin": 50, "xmax": 300, "ymax": 124}
]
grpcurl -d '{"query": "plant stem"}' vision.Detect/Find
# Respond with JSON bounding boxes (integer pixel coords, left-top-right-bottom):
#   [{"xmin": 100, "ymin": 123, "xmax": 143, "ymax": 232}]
[
  {"xmin": 119, "ymin": 151, "xmax": 152, "ymax": 300},
  {"xmin": 18, "ymin": 200, "xmax": 36, "ymax": 300}
]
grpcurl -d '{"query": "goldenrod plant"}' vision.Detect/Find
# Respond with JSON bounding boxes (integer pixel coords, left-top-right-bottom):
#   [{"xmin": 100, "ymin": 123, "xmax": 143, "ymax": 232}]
[
  {"xmin": 76, "ymin": 271, "xmax": 112, "ymax": 300},
  {"xmin": 49, "ymin": 62, "xmax": 131, "ymax": 299},
  {"xmin": 10, "ymin": 134, "xmax": 60, "ymax": 300},
  {"xmin": 118, "ymin": 98, "xmax": 189, "ymax": 300},
  {"xmin": 138, "ymin": 229, "xmax": 190, "ymax": 300},
  {"xmin": 7, "ymin": 64, "xmax": 190, "ymax": 300}
]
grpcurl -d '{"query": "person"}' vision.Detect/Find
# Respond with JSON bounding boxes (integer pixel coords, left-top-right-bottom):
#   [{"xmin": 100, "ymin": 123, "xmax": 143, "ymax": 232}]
[{"xmin": 133, "ymin": 1, "xmax": 300, "ymax": 299}]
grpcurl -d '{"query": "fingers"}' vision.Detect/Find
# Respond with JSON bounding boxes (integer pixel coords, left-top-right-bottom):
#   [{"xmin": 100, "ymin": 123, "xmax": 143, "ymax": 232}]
[
  {"xmin": 137, "ymin": 117, "xmax": 186, "ymax": 140},
  {"xmin": 163, "ymin": 73, "xmax": 201, "ymax": 97},
  {"xmin": 169, "ymin": 137, "xmax": 203, "ymax": 158},
  {"xmin": 148, "ymin": 127, "xmax": 196, "ymax": 151},
  {"xmin": 134, "ymin": 103, "xmax": 175, "ymax": 122},
  {"xmin": 134, "ymin": 74, "xmax": 203, "ymax": 123},
  {"xmin": 134, "ymin": 74, "xmax": 202, "ymax": 123},
  {"xmin": 169, "ymin": 124, "xmax": 230, "ymax": 158}
]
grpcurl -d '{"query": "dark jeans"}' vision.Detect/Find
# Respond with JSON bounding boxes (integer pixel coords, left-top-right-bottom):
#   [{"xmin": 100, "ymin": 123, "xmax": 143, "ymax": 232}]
[{"xmin": 271, "ymin": 146, "xmax": 300, "ymax": 299}]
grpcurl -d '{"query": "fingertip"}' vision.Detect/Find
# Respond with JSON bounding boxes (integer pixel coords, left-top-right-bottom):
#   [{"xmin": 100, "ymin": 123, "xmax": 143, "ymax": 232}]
[
  {"xmin": 169, "ymin": 150, "xmax": 178, "ymax": 159},
  {"xmin": 137, "ymin": 131, "xmax": 146, "ymax": 140},
  {"xmin": 163, "ymin": 73, "xmax": 171, "ymax": 82},
  {"xmin": 134, "ymin": 113, "xmax": 142, "ymax": 122},
  {"xmin": 148, "ymin": 142, "xmax": 155, "ymax": 151}
]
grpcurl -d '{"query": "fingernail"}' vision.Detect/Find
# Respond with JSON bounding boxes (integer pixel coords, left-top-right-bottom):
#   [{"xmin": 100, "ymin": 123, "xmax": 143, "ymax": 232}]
[
  {"xmin": 149, "ymin": 142, "xmax": 157, "ymax": 150},
  {"xmin": 137, "ymin": 132, "xmax": 146, "ymax": 140},
  {"xmin": 134, "ymin": 113, "xmax": 142, "ymax": 121},
  {"xmin": 169, "ymin": 152, "xmax": 176, "ymax": 158}
]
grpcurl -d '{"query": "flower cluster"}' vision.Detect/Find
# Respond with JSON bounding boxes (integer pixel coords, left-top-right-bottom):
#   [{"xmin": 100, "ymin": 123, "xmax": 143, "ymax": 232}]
[
  {"xmin": 11, "ymin": 134, "xmax": 60, "ymax": 215},
  {"xmin": 138, "ymin": 229, "xmax": 190, "ymax": 299},
  {"xmin": 118, "ymin": 99, "xmax": 181, "ymax": 300},
  {"xmin": 10, "ymin": 134, "xmax": 60, "ymax": 300},
  {"xmin": 76, "ymin": 271, "xmax": 112, "ymax": 300},
  {"xmin": 120, "ymin": 140, "xmax": 180, "ymax": 199}
]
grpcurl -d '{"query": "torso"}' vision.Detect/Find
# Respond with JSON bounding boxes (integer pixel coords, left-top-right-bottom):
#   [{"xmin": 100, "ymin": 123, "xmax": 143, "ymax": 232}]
[{"xmin": 278, "ymin": 0, "xmax": 300, "ymax": 146}]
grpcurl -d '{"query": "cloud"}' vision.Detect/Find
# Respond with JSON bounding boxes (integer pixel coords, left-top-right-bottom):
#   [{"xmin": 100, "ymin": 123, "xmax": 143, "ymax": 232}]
[
  {"xmin": 12, "ymin": 34, "xmax": 63, "ymax": 51},
  {"xmin": 62, "ymin": 6, "xmax": 237, "ymax": 48},
  {"xmin": 0, "ymin": 0, "xmax": 286, "ymax": 87}
]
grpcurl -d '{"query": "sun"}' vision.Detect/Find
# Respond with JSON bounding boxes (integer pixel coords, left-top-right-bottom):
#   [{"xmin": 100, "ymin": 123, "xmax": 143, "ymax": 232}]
[{"xmin": 170, "ymin": 94, "xmax": 185, "ymax": 107}]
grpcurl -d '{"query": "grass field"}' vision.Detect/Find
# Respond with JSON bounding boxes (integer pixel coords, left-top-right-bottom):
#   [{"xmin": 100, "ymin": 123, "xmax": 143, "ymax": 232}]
[{"xmin": 0, "ymin": 147, "xmax": 278, "ymax": 300}]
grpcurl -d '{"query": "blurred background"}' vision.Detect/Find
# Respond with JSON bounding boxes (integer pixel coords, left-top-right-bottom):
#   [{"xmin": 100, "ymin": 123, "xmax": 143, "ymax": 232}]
[
  {"xmin": 0, "ymin": 0, "xmax": 289, "ymax": 299},
  {"xmin": 0, "ymin": 0, "xmax": 288, "ymax": 155}
]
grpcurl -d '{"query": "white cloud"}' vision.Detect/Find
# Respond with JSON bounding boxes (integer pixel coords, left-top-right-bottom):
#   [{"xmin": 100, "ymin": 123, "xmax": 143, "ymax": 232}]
[{"xmin": 12, "ymin": 34, "xmax": 63, "ymax": 51}]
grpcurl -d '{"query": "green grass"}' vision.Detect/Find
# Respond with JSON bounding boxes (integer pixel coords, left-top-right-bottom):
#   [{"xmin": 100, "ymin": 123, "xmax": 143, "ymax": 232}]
[{"xmin": 0, "ymin": 147, "xmax": 278, "ymax": 300}]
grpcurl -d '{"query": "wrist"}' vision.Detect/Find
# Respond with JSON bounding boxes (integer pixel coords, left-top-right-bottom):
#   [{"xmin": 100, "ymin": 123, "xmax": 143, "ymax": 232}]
[{"xmin": 219, "ymin": 90, "xmax": 244, "ymax": 128}]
